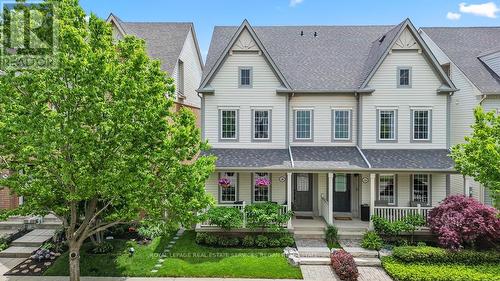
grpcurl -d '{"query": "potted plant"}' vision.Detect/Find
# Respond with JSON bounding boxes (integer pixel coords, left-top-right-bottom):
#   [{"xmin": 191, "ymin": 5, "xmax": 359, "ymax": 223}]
[
  {"xmin": 255, "ymin": 177, "xmax": 271, "ymax": 189},
  {"xmin": 218, "ymin": 178, "xmax": 231, "ymax": 189}
]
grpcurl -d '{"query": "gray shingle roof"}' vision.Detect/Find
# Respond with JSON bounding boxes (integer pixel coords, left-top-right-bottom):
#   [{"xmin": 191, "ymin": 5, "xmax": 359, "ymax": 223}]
[
  {"xmin": 421, "ymin": 27, "xmax": 500, "ymax": 94},
  {"xmin": 116, "ymin": 17, "xmax": 192, "ymax": 74},
  {"xmin": 291, "ymin": 146, "xmax": 368, "ymax": 169},
  {"xmin": 203, "ymin": 25, "xmax": 398, "ymax": 91},
  {"xmin": 202, "ymin": 148, "xmax": 291, "ymax": 169},
  {"xmin": 362, "ymin": 149, "xmax": 454, "ymax": 171}
]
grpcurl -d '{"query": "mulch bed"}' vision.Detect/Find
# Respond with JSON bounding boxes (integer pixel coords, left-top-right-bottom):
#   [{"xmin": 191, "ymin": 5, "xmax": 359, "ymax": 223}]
[{"xmin": 4, "ymin": 252, "xmax": 62, "ymax": 276}]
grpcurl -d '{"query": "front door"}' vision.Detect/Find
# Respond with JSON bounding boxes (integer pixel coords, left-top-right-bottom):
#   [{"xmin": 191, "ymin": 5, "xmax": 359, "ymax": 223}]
[
  {"xmin": 293, "ymin": 173, "xmax": 313, "ymax": 211},
  {"xmin": 333, "ymin": 174, "xmax": 351, "ymax": 212}
]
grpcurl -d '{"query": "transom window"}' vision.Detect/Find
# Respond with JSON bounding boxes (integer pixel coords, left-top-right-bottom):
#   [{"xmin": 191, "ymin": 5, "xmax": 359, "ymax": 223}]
[
  {"xmin": 333, "ymin": 110, "xmax": 350, "ymax": 140},
  {"xmin": 239, "ymin": 67, "xmax": 252, "ymax": 87},
  {"xmin": 379, "ymin": 175, "xmax": 395, "ymax": 205},
  {"xmin": 413, "ymin": 110, "xmax": 430, "ymax": 140},
  {"xmin": 254, "ymin": 172, "xmax": 270, "ymax": 202},
  {"xmin": 379, "ymin": 110, "xmax": 396, "ymax": 140},
  {"xmin": 220, "ymin": 172, "xmax": 237, "ymax": 203},
  {"xmin": 335, "ymin": 174, "xmax": 347, "ymax": 192},
  {"xmin": 253, "ymin": 110, "xmax": 270, "ymax": 140},
  {"xmin": 295, "ymin": 110, "xmax": 312, "ymax": 140},
  {"xmin": 398, "ymin": 67, "xmax": 411, "ymax": 87},
  {"xmin": 220, "ymin": 110, "xmax": 237, "ymax": 140},
  {"xmin": 412, "ymin": 174, "xmax": 429, "ymax": 205}
]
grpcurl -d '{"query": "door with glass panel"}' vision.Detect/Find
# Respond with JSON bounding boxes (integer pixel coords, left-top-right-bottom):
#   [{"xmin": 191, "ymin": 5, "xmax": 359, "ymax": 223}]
[
  {"xmin": 333, "ymin": 174, "xmax": 351, "ymax": 212},
  {"xmin": 293, "ymin": 173, "xmax": 313, "ymax": 211}
]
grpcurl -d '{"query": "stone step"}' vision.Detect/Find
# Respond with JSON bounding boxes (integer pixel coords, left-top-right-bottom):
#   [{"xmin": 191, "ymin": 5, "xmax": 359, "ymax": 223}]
[
  {"xmin": 293, "ymin": 226, "xmax": 325, "ymax": 232},
  {"xmin": 336, "ymin": 226, "xmax": 368, "ymax": 232},
  {"xmin": 0, "ymin": 221, "xmax": 24, "ymax": 230},
  {"xmin": 0, "ymin": 246, "xmax": 39, "ymax": 258},
  {"xmin": 299, "ymin": 257, "xmax": 331, "ymax": 265},
  {"xmin": 298, "ymin": 247, "xmax": 331, "ymax": 258},
  {"xmin": 338, "ymin": 231, "xmax": 364, "ymax": 239},
  {"xmin": 33, "ymin": 222, "xmax": 61, "ymax": 229},
  {"xmin": 294, "ymin": 230, "xmax": 325, "ymax": 239},
  {"xmin": 343, "ymin": 246, "xmax": 379, "ymax": 258},
  {"xmin": 354, "ymin": 257, "xmax": 381, "ymax": 267}
]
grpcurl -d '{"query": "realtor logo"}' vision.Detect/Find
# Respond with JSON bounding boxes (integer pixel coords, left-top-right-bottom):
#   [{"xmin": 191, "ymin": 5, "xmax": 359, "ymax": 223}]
[{"xmin": 1, "ymin": 1, "xmax": 58, "ymax": 69}]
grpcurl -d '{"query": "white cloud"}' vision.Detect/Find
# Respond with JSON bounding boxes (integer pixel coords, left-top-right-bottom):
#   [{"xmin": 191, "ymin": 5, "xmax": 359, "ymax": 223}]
[
  {"xmin": 459, "ymin": 2, "xmax": 500, "ymax": 18},
  {"xmin": 446, "ymin": 12, "xmax": 462, "ymax": 20},
  {"xmin": 289, "ymin": 0, "xmax": 304, "ymax": 7}
]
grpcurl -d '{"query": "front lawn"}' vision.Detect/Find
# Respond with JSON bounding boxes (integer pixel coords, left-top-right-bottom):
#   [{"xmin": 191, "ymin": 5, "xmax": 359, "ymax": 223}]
[{"xmin": 45, "ymin": 231, "xmax": 302, "ymax": 279}]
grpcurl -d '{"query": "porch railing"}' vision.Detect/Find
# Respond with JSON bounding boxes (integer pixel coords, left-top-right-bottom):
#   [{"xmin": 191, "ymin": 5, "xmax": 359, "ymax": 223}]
[
  {"xmin": 374, "ymin": 205, "xmax": 433, "ymax": 225},
  {"xmin": 199, "ymin": 202, "xmax": 289, "ymax": 228}
]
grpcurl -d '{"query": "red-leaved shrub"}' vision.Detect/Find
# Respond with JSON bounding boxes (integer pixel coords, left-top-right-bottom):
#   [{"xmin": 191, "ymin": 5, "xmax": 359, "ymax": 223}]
[
  {"xmin": 331, "ymin": 249, "xmax": 358, "ymax": 281},
  {"xmin": 428, "ymin": 195, "xmax": 500, "ymax": 250}
]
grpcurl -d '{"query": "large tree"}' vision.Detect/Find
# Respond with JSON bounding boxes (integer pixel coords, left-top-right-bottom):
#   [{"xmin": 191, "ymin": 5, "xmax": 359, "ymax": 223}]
[
  {"xmin": 451, "ymin": 106, "xmax": 499, "ymax": 208},
  {"xmin": 0, "ymin": 1, "xmax": 215, "ymax": 280}
]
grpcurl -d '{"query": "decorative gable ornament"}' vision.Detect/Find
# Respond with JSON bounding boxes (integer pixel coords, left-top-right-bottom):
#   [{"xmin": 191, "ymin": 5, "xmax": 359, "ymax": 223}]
[{"xmin": 393, "ymin": 28, "xmax": 419, "ymax": 50}]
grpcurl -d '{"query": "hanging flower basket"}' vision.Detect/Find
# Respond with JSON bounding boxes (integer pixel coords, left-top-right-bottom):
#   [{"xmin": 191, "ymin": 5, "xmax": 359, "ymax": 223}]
[
  {"xmin": 255, "ymin": 177, "xmax": 271, "ymax": 189},
  {"xmin": 218, "ymin": 178, "xmax": 231, "ymax": 189}
]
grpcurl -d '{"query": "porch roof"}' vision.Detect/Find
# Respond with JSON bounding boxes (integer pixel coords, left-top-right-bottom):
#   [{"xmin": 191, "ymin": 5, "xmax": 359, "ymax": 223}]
[
  {"xmin": 201, "ymin": 148, "xmax": 292, "ymax": 169},
  {"xmin": 361, "ymin": 149, "xmax": 455, "ymax": 171},
  {"xmin": 291, "ymin": 146, "xmax": 369, "ymax": 170}
]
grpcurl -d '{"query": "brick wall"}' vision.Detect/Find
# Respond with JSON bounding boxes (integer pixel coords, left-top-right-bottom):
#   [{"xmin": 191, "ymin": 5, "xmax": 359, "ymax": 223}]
[
  {"xmin": 0, "ymin": 170, "xmax": 19, "ymax": 210},
  {"xmin": 174, "ymin": 102, "xmax": 201, "ymax": 128}
]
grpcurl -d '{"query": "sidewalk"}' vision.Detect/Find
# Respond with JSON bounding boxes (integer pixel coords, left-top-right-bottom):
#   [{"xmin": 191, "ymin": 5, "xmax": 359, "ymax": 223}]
[{"xmin": 2, "ymin": 277, "xmax": 300, "ymax": 281}]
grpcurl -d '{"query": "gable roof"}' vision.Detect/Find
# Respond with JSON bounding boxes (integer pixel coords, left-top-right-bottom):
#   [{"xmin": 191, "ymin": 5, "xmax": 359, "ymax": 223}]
[
  {"xmin": 106, "ymin": 14, "xmax": 203, "ymax": 75},
  {"xmin": 202, "ymin": 19, "xmax": 455, "ymax": 92},
  {"xmin": 421, "ymin": 27, "xmax": 500, "ymax": 94}
]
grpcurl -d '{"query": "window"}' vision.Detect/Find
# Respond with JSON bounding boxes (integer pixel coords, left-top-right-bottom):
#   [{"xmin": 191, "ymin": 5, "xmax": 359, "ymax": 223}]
[
  {"xmin": 220, "ymin": 172, "xmax": 237, "ymax": 203},
  {"xmin": 398, "ymin": 67, "xmax": 411, "ymax": 87},
  {"xmin": 177, "ymin": 60, "xmax": 184, "ymax": 94},
  {"xmin": 239, "ymin": 67, "xmax": 252, "ymax": 87},
  {"xmin": 295, "ymin": 110, "xmax": 312, "ymax": 140},
  {"xmin": 220, "ymin": 110, "xmax": 237, "ymax": 140},
  {"xmin": 378, "ymin": 110, "xmax": 396, "ymax": 140},
  {"xmin": 335, "ymin": 174, "xmax": 347, "ymax": 192},
  {"xmin": 333, "ymin": 110, "xmax": 350, "ymax": 140},
  {"xmin": 253, "ymin": 110, "xmax": 270, "ymax": 140},
  {"xmin": 412, "ymin": 174, "xmax": 429, "ymax": 205},
  {"xmin": 254, "ymin": 172, "xmax": 270, "ymax": 202},
  {"xmin": 379, "ymin": 175, "xmax": 395, "ymax": 205},
  {"xmin": 296, "ymin": 173, "xmax": 309, "ymax": 191},
  {"xmin": 413, "ymin": 110, "xmax": 430, "ymax": 140}
]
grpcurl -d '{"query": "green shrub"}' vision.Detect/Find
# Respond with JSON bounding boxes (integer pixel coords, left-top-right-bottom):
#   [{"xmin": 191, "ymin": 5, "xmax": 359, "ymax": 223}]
[
  {"xmin": 393, "ymin": 246, "xmax": 500, "ymax": 264},
  {"xmin": 371, "ymin": 214, "xmax": 425, "ymax": 243},
  {"xmin": 0, "ymin": 242, "xmax": 8, "ymax": 252},
  {"xmin": 382, "ymin": 256, "xmax": 500, "ymax": 281},
  {"xmin": 325, "ymin": 225, "xmax": 338, "ymax": 245},
  {"xmin": 268, "ymin": 238, "xmax": 281, "ymax": 247},
  {"xmin": 279, "ymin": 234, "xmax": 295, "ymax": 247},
  {"xmin": 361, "ymin": 231, "xmax": 383, "ymax": 251},
  {"xmin": 245, "ymin": 203, "xmax": 292, "ymax": 232},
  {"xmin": 416, "ymin": 241, "xmax": 427, "ymax": 247},
  {"xmin": 218, "ymin": 236, "xmax": 240, "ymax": 247},
  {"xmin": 195, "ymin": 232, "xmax": 208, "ymax": 244},
  {"xmin": 242, "ymin": 235, "xmax": 255, "ymax": 247},
  {"xmin": 137, "ymin": 220, "xmax": 171, "ymax": 240},
  {"xmin": 255, "ymin": 235, "xmax": 269, "ymax": 248},
  {"xmin": 205, "ymin": 207, "xmax": 243, "ymax": 230},
  {"xmin": 90, "ymin": 242, "xmax": 114, "ymax": 254},
  {"xmin": 204, "ymin": 234, "xmax": 219, "ymax": 246}
]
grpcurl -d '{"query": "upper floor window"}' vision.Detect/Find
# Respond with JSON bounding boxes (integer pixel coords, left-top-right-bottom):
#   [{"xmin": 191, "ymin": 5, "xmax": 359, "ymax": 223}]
[
  {"xmin": 397, "ymin": 67, "xmax": 411, "ymax": 88},
  {"xmin": 220, "ymin": 109, "xmax": 238, "ymax": 140},
  {"xmin": 378, "ymin": 109, "xmax": 396, "ymax": 141},
  {"xmin": 379, "ymin": 174, "xmax": 395, "ymax": 205},
  {"xmin": 219, "ymin": 172, "xmax": 238, "ymax": 203},
  {"xmin": 412, "ymin": 174, "xmax": 430, "ymax": 206},
  {"xmin": 253, "ymin": 109, "xmax": 270, "ymax": 140},
  {"xmin": 295, "ymin": 109, "xmax": 312, "ymax": 140},
  {"xmin": 332, "ymin": 109, "xmax": 351, "ymax": 140},
  {"xmin": 412, "ymin": 109, "xmax": 431, "ymax": 141},
  {"xmin": 239, "ymin": 67, "xmax": 252, "ymax": 87},
  {"xmin": 177, "ymin": 59, "xmax": 184, "ymax": 94},
  {"xmin": 253, "ymin": 172, "xmax": 270, "ymax": 202}
]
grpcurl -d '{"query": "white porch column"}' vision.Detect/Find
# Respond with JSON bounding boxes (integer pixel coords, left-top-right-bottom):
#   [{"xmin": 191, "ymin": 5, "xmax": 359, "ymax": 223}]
[
  {"xmin": 328, "ymin": 172, "xmax": 334, "ymax": 225},
  {"xmin": 369, "ymin": 173, "xmax": 376, "ymax": 230},
  {"xmin": 287, "ymin": 172, "xmax": 292, "ymax": 229}
]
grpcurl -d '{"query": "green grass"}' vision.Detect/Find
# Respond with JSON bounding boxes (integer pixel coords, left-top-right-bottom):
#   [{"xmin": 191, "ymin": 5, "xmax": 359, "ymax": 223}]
[
  {"xmin": 382, "ymin": 256, "xmax": 500, "ymax": 281},
  {"xmin": 44, "ymin": 231, "xmax": 302, "ymax": 279}
]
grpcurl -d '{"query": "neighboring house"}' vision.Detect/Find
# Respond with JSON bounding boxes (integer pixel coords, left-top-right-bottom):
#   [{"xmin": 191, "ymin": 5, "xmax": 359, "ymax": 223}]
[
  {"xmin": 420, "ymin": 27, "xmax": 500, "ymax": 207},
  {"xmin": 107, "ymin": 13, "xmax": 204, "ymax": 125},
  {"xmin": 198, "ymin": 18, "xmax": 458, "ymax": 232}
]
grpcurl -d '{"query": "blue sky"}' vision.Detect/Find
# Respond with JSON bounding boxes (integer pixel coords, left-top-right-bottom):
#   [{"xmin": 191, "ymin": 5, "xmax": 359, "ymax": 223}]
[{"xmin": 80, "ymin": 0, "xmax": 500, "ymax": 59}]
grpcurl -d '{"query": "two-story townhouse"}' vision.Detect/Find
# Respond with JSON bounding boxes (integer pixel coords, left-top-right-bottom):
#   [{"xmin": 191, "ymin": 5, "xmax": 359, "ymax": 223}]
[
  {"xmin": 420, "ymin": 27, "xmax": 500, "ymax": 207},
  {"xmin": 198, "ymin": 19, "xmax": 457, "ymax": 234},
  {"xmin": 107, "ymin": 13, "xmax": 204, "ymax": 124}
]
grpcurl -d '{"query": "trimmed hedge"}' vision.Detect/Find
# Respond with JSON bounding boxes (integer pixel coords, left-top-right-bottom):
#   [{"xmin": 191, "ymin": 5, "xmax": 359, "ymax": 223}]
[
  {"xmin": 195, "ymin": 232, "xmax": 294, "ymax": 248},
  {"xmin": 382, "ymin": 256, "xmax": 500, "ymax": 281},
  {"xmin": 393, "ymin": 246, "xmax": 500, "ymax": 264}
]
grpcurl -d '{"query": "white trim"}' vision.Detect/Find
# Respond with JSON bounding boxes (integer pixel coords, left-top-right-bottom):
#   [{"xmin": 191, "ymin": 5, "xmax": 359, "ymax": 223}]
[
  {"xmin": 219, "ymin": 172, "xmax": 238, "ymax": 203},
  {"xmin": 411, "ymin": 173, "xmax": 430, "ymax": 205},
  {"xmin": 220, "ymin": 109, "xmax": 238, "ymax": 140},
  {"xmin": 378, "ymin": 109, "xmax": 397, "ymax": 141},
  {"xmin": 294, "ymin": 109, "xmax": 313, "ymax": 140},
  {"xmin": 412, "ymin": 109, "xmax": 431, "ymax": 141}
]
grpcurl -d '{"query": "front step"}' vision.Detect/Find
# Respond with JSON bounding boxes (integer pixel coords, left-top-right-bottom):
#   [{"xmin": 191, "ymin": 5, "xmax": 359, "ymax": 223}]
[
  {"xmin": 294, "ymin": 230, "xmax": 325, "ymax": 239},
  {"xmin": 354, "ymin": 257, "xmax": 381, "ymax": 267},
  {"xmin": 0, "ymin": 246, "xmax": 38, "ymax": 258},
  {"xmin": 343, "ymin": 246, "xmax": 378, "ymax": 258},
  {"xmin": 293, "ymin": 226, "xmax": 325, "ymax": 232},
  {"xmin": 0, "ymin": 221, "xmax": 24, "ymax": 230},
  {"xmin": 297, "ymin": 246, "xmax": 331, "ymax": 258},
  {"xmin": 338, "ymin": 231, "xmax": 364, "ymax": 240},
  {"xmin": 299, "ymin": 257, "xmax": 331, "ymax": 265}
]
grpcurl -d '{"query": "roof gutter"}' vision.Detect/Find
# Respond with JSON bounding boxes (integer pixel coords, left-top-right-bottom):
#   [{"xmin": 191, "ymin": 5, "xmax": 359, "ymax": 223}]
[{"xmin": 213, "ymin": 167, "xmax": 458, "ymax": 173}]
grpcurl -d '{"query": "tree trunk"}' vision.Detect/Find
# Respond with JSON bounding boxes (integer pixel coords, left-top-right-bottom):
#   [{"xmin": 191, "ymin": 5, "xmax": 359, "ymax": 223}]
[{"xmin": 69, "ymin": 243, "xmax": 81, "ymax": 281}]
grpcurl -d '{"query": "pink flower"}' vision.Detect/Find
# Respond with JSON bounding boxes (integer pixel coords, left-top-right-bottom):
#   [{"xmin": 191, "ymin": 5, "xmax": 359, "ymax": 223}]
[
  {"xmin": 255, "ymin": 177, "xmax": 271, "ymax": 187},
  {"xmin": 218, "ymin": 178, "xmax": 231, "ymax": 187}
]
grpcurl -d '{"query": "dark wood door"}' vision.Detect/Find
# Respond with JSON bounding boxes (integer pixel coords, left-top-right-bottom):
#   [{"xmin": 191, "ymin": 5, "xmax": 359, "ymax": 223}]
[
  {"xmin": 333, "ymin": 174, "xmax": 351, "ymax": 212},
  {"xmin": 293, "ymin": 173, "xmax": 313, "ymax": 211}
]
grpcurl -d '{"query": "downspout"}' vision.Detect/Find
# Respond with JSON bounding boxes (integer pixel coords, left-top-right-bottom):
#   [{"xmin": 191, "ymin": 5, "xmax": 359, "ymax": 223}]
[
  {"xmin": 478, "ymin": 94, "xmax": 487, "ymax": 106},
  {"xmin": 356, "ymin": 92, "xmax": 362, "ymax": 147},
  {"xmin": 286, "ymin": 93, "xmax": 294, "ymax": 168},
  {"xmin": 446, "ymin": 93, "xmax": 451, "ymax": 149},
  {"xmin": 197, "ymin": 92, "xmax": 205, "ymax": 141}
]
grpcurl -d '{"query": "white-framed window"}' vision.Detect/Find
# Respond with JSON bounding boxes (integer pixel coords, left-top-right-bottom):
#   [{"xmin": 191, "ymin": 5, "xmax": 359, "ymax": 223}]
[
  {"xmin": 295, "ymin": 109, "xmax": 312, "ymax": 140},
  {"xmin": 296, "ymin": 173, "xmax": 309, "ymax": 191},
  {"xmin": 239, "ymin": 67, "xmax": 252, "ymax": 87},
  {"xmin": 335, "ymin": 174, "xmax": 347, "ymax": 192},
  {"xmin": 333, "ymin": 109, "xmax": 350, "ymax": 140},
  {"xmin": 220, "ymin": 172, "xmax": 237, "ymax": 203},
  {"xmin": 378, "ymin": 110, "xmax": 396, "ymax": 140},
  {"xmin": 412, "ymin": 174, "xmax": 430, "ymax": 205},
  {"xmin": 379, "ymin": 174, "xmax": 395, "ymax": 205},
  {"xmin": 253, "ymin": 110, "xmax": 270, "ymax": 140},
  {"xmin": 253, "ymin": 172, "xmax": 270, "ymax": 202},
  {"xmin": 220, "ymin": 109, "xmax": 237, "ymax": 140},
  {"xmin": 413, "ymin": 110, "xmax": 430, "ymax": 140},
  {"xmin": 398, "ymin": 67, "xmax": 411, "ymax": 87}
]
